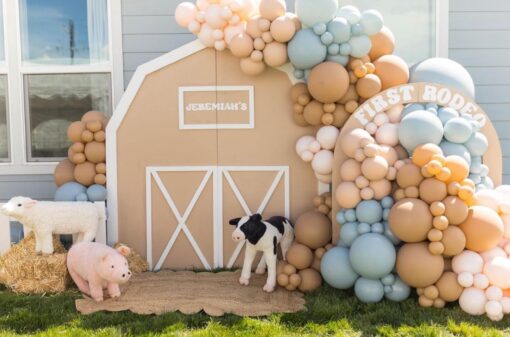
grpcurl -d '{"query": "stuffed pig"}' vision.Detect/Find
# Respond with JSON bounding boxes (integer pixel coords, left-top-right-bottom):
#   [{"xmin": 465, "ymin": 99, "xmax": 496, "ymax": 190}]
[{"xmin": 67, "ymin": 242, "xmax": 132, "ymax": 302}]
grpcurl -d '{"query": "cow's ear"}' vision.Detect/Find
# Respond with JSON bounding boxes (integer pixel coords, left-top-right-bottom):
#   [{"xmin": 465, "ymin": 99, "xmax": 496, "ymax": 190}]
[
  {"xmin": 229, "ymin": 218, "xmax": 241, "ymax": 226},
  {"xmin": 250, "ymin": 213, "xmax": 262, "ymax": 222}
]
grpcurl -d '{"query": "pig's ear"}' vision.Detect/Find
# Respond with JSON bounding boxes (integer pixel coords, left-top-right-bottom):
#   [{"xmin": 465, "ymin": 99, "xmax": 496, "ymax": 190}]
[
  {"xmin": 25, "ymin": 200, "xmax": 38, "ymax": 208},
  {"xmin": 116, "ymin": 245, "xmax": 131, "ymax": 257},
  {"xmin": 229, "ymin": 218, "xmax": 241, "ymax": 226}
]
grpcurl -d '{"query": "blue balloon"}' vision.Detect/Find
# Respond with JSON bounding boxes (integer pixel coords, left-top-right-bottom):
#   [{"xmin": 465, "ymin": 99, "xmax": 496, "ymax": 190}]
[
  {"xmin": 465, "ymin": 132, "xmax": 488, "ymax": 157},
  {"xmin": 87, "ymin": 184, "xmax": 107, "ymax": 202},
  {"xmin": 55, "ymin": 182, "xmax": 87, "ymax": 201},
  {"xmin": 381, "ymin": 196, "xmax": 394, "ymax": 209},
  {"xmin": 371, "ymin": 222, "xmax": 384, "ymax": 234},
  {"xmin": 443, "ymin": 117, "xmax": 473, "ymax": 144},
  {"xmin": 384, "ymin": 277, "xmax": 411, "ymax": 302},
  {"xmin": 438, "ymin": 107, "xmax": 459, "ymax": 124},
  {"xmin": 383, "ymin": 222, "xmax": 401, "ymax": 245},
  {"xmin": 354, "ymin": 277, "xmax": 384, "ymax": 303},
  {"xmin": 357, "ymin": 222, "xmax": 371, "ymax": 234},
  {"xmin": 288, "ymin": 29, "xmax": 327, "ymax": 70},
  {"xmin": 356, "ymin": 200, "xmax": 383, "ymax": 224},
  {"xmin": 440, "ymin": 140, "xmax": 471, "ymax": 165},
  {"xmin": 399, "ymin": 110, "xmax": 444, "ymax": 153},
  {"xmin": 349, "ymin": 233, "xmax": 396, "ymax": 279},
  {"xmin": 321, "ymin": 247, "xmax": 359, "ymax": 289},
  {"xmin": 345, "ymin": 209, "xmax": 357, "ymax": 222},
  {"xmin": 326, "ymin": 54, "xmax": 349, "ymax": 66},
  {"xmin": 336, "ymin": 211, "xmax": 346, "ymax": 225},
  {"xmin": 337, "ymin": 5, "xmax": 361, "ymax": 25},
  {"xmin": 340, "ymin": 222, "xmax": 359, "ymax": 246},
  {"xmin": 349, "ymin": 35, "xmax": 371, "ymax": 58},
  {"xmin": 295, "ymin": 0, "xmax": 338, "ymax": 27},
  {"xmin": 339, "ymin": 43, "xmax": 352, "ymax": 56},
  {"xmin": 76, "ymin": 193, "xmax": 89, "ymax": 202},
  {"xmin": 328, "ymin": 43, "xmax": 340, "ymax": 55},
  {"xmin": 360, "ymin": 10, "xmax": 383, "ymax": 35},
  {"xmin": 327, "ymin": 17, "xmax": 351, "ymax": 44}
]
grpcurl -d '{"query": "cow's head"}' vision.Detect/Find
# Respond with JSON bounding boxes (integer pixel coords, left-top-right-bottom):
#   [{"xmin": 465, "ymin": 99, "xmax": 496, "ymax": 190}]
[{"xmin": 229, "ymin": 213, "xmax": 263, "ymax": 242}]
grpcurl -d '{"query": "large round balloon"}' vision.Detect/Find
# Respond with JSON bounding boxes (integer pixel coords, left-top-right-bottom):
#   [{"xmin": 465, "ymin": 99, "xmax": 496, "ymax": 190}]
[
  {"xmin": 409, "ymin": 58, "xmax": 475, "ymax": 98},
  {"xmin": 399, "ymin": 110, "xmax": 444, "ymax": 153},
  {"xmin": 349, "ymin": 233, "xmax": 396, "ymax": 279},
  {"xmin": 288, "ymin": 28, "xmax": 327, "ymax": 70},
  {"xmin": 354, "ymin": 277, "xmax": 384, "ymax": 303},
  {"xmin": 321, "ymin": 246, "xmax": 359, "ymax": 289},
  {"xmin": 369, "ymin": 26, "xmax": 395, "ymax": 61},
  {"xmin": 389, "ymin": 198, "xmax": 432, "ymax": 242},
  {"xmin": 396, "ymin": 242, "xmax": 444, "ymax": 288},
  {"xmin": 54, "ymin": 181, "xmax": 87, "ymax": 201},
  {"xmin": 295, "ymin": 0, "xmax": 338, "ymax": 27},
  {"xmin": 459, "ymin": 206, "xmax": 504, "ymax": 252},
  {"xmin": 294, "ymin": 211, "xmax": 332, "ymax": 249},
  {"xmin": 373, "ymin": 55, "xmax": 409, "ymax": 90},
  {"xmin": 307, "ymin": 62, "xmax": 349, "ymax": 103},
  {"xmin": 54, "ymin": 159, "xmax": 76, "ymax": 187}
]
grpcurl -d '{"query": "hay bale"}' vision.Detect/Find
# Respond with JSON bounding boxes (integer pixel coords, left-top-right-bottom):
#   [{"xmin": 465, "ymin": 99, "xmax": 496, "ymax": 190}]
[
  {"xmin": 0, "ymin": 232, "xmax": 70, "ymax": 294},
  {"xmin": 114, "ymin": 242, "xmax": 148, "ymax": 273}
]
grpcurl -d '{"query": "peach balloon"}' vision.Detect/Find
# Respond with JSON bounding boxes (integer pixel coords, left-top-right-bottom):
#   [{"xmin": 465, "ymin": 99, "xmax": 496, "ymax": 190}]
[
  {"xmin": 443, "ymin": 196, "xmax": 469, "ymax": 225},
  {"xmin": 94, "ymin": 130, "xmax": 106, "ymax": 142},
  {"xmin": 229, "ymin": 33, "xmax": 254, "ymax": 58},
  {"xmin": 396, "ymin": 242, "xmax": 444, "ymax": 288},
  {"xmin": 441, "ymin": 226, "xmax": 466, "ymax": 257},
  {"xmin": 412, "ymin": 143, "xmax": 443, "ymax": 168},
  {"xmin": 259, "ymin": 0, "xmax": 286, "ymax": 21},
  {"xmin": 445, "ymin": 155, "xmax": 469, "ymax": 183},
  {"xmin": 361, "ymin": 156, "xmax": 389, "ymax": 181},
  {"xmin": 71, "ymin": 142, "xmax": 85, "ymax": 153},
  {"xmin": 369, "ymin": 179, "xmax": 392, "ymax": 200},
  {"xmin": 336, "ymin": 182, "xmax": 361, "ymax": 209},
  {"xmin": 86, "ymin": 120, "xmax": 102, "ymax": 133},
  {"xmin": 94, "ymin": 174, "xmax": 107, "ymax": 186},
  {"xmin": 74, "ymin": 161, "xmax": 97, "ymax": 186},
  {"xmin": 307, "ymin": 62, "xmax": 350, "ymax": 104},
  {"xmin": 81, "ymin": 111, "xmax": 106, "ymax": 124},
  {"xmin": 96, "ymin": 163, "xmax": 106, "ymax": 174},
  {"xmin": 436, "ymin": 271, "xmax": 463, "ymax": 302},
  {"xmin": 240, "ymin": 57, "xmax": 266, "ymax": 75},
  {"xmin": 484, "ymin": 257, "xmax": 510, "ymax": 289},
  {"xmin": 396, "ymin": 163, "xmax": 423, "ymax": 188},
  {"xmin": 224, "ymin": 22, "xmax": 246, "ymax": 44},
  {"xmin": 373, "ymin": 55, "xmax": 410, "ymax": 90},
  {"xmin": 356, "ymin": 74, "xmax": 382, "ymax": 99},
  {"xmin": 459, "ymin": 206, "xmax": 504, "ymax": 252},
  {"xmin": 263, "ymin": 42, "xmax": 288, "ymax": 67},
  {"xmin": 375, "ymin": 123, "xmax": 399, "ymax": 147},
  {"xmin": 340, "ymin": 159, "xmax": 361, "ymax": 181},
  {"xmin": 246, "ymin": 18, "xmax": 263, "ymax": 38},
  {"xmin": 340, "ymin": 128, "xmax": 374, "ymax": 158},
  {"xmin": 270, "ymin": 15, "xmax": 296, "ymax": 43},
  {"xmin": 175, "ymin": 2, "xmax": 198, "ymax": 28},
  {"xmin": 369, "ymin": 26, "xmax": 395, "ymax": 61},
  {"xmin": 419, "ymin": 178, "xmax": 447, "ymax": 204},
  {"xmin": 84, "ymin": 142, "xmax": 106, "ymax": 164},
  {"xmin": 54, "ymin": 159, "xmax": 76, "ymax": 187},
  {"xmin": 67, "ymin": 121, "xmax": 86, "ymax": 143},
  {"xmin": 389, "ymin": 198, "xmax": 433, "ymax": 242}
]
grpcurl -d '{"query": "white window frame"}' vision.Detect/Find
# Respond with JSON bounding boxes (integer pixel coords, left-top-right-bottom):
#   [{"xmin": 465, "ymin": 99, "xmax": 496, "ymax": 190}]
[
  {"xmin": 436, "ymin": 0, "xmax": 449, "ymax": 58},
  {"xmin": 0, "ymin": 0, "xmax": 124, "ymax": 175}
]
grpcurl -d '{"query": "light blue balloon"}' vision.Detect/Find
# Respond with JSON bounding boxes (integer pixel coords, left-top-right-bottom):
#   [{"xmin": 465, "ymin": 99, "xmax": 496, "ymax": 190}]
[
  {"xmin": 480, "ymin": 164, "xmax": 490, "ymax": 177},
  {"xmin": 327, "ymin": 17, "xmax": 351, "ymax": 44},
  {"xmin": 354, "ymin": 277, "xmax": 384, "ymax": 303},
  {"xmin": 357, "ymin": 222, "xmax": 371, "ymax": 234},
  {"xmin": 76, "ymin": 193, "xmax": 89, "ymax": 202},
  {"xmin": 360, "ymin": 10, "xmax": 383, "ymax": 35},
  {"xmin": 351, "ymin": 23, "xmax": 363, "ymax": 36},
  {"xmin": 313, "ymin": 23, "xmax": 327, "ymax": 35},
  {"xmin": 340, "ymin": 222, "xmax": 359, "ymax": 246},
  {"xmin": 443, "ymin": 117, "xmax": 473, "ymax": 144},
  {"xmin": 409, "ymin": 57, "xmax": 475, "ymax": 98},
  {"xmin": 384, "ymin": 277, "xmax": 411, "ymax": 302},
  {"xmin": 383, "ymin": 222, "xmax": 401, "ymax": 245},
  {"xmin": 338, "ymin": 5, "xmax": 361, "ymax": 24},
  {"xmin": 356, "ymin": 200, "xmax": 382, "ymax": 224},
  {"xmin": 345, "ymin": 209, "xmax": 357, "ymax": 222},
  {"xmin": 381, "ymin": 274, "xmax": 395, "ymax": 286},
  {"xmin": 465, "ymin": 132, "xmax": 488, "ymax": 156},
  {"xmin": 326, "ymin": 54, "xmax": 349, "ymax": 66},
  {"xmin": 294, "ymin": 69, "xmax": 305, "ymax": 79},
  {"xmin": 381, "ymin": 196, "xmax": 394, "ymax": 209},
  {"xmin": 295, "ymin": 0, "xmax": 338, "ymax": 27},
  {"xmin": 87, "ymin": 184, "xmax": 107, "ymax": 202},
  {"xmin": 339, "ymin": 43, "xmax": 352, "ymax": 56},
  {"xmin": 371, "ymin": 222, "xmax": 384, "ymax": 234},
  {"xmin": 382, "ymin": 209, "xmax": 390, "ymax": 221},
  {"xmin": 321, "ymin": 246, "xmax": 359, "ymax": 289},
  {"xmin": 55, "ymin": 182, "xmax": 87, "ymax": 201},
  {"xmin": 402, "ymin": 103, "xmax": 425, "ymax": 118},
  {"xmin": 440, "ymin": 140, "xmax": 471, "ymax": 165},
  {"xmin": 469, "ymin": 174, "xmax": 482, "ymax": 184},
  {"xmin": 288, "ymin": 28, "xmax": 327, "ymax": 70},
  {"xmin": 349, "ymin": 35, "xmax": 371, "ymax": 58},
  {"xmin": 336, "ymin": 211, "xmax": 346, "ymax": 225},
  {"xmin": 349, "ymin": 233, "xmax": 396, "ymax": 279},
  {"xmin": 470, "ymin": 156, "xmax": 483, "ymax": 174},
  {"xmin": 321, "ymin": 32, "xmax": 334, "ymax": 45},
  {"xmin": 328, "ymin": 43, "xmax": 340, "ymax": 55},
  {"xmin": 484, "ymin": 176, "xmax": 494, "ymax": 189},
  {"xmin": 399, "ymin": 110, "xmax": 444, "ymax": 153},
  {"xmin": 438, "ymin": 107, "xmax": 459, "ymax": 124}
]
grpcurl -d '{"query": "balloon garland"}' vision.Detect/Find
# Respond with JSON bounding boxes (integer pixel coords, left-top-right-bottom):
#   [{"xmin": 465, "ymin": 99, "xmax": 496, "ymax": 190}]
[{"xmin": 175, "ymin": 0, "xmax": 510, "ymax": 321}]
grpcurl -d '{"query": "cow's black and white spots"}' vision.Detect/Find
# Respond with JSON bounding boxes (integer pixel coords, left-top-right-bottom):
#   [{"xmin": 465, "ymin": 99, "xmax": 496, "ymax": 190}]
[{"xmin": 229, "ymin": 213, "xmax": 294, "ymax": 293}]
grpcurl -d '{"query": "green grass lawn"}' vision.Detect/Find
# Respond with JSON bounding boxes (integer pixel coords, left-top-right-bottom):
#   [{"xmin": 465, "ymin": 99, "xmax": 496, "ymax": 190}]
[{"xmin": 0, "ymin": 284, "xmax": 509, "ymax": 337}]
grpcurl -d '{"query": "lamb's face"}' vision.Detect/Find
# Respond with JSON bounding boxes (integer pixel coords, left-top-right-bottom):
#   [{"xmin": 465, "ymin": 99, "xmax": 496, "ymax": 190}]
[{"xmin": 1, "ymin": 197, "xmax": 37, "ymax": 218}]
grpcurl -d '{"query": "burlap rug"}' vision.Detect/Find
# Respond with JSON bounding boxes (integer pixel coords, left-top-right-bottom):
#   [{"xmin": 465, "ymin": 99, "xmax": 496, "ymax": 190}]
[{"xmin": 75, "ymin": 270, "xmax": 306, "ymax": 316}]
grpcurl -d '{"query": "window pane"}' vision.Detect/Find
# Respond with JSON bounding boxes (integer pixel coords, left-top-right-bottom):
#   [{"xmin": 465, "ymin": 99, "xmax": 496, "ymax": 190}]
[
  {"xmin": 20, "ymin": 0, "xmax": 109, "ymax": 65},
  {"xmin": 0, "ymin": 3, "xmax": 5, "ymax": 63},
  {"xmin": 341, "ymin": 0, "xmax": 436, "ymax": 64},
  {"xmin": 0, "ymin": 75, "xmax": 8, "ymax": 161},
  {"xmin": 25, "ymin": 73, "xmax": 111, "ymax": 161}
]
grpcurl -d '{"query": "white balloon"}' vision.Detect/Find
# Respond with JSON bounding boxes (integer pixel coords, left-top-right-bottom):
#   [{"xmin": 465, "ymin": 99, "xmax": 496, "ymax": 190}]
[
  {"xmin": 337, "ymin": 5, "xmax": 361, "ymax": 25},
  {"xmin": 457, "ymin": 272, "xmax": 474, "ymax": 288},
  {"xmin": 485, "ymin": 300, "xmax": 503, "ymax": 321},
  {"xmin": 360, "ymin": 10, "xmax": 383, "ymax": 35},
  {"xmin": 316, "ymin": 126, "xmax": 340, "ymax": 150},
  {"xmin": 486, "ymin": 286, "xmax": 503, "ymax": 301},
  {"xmin": 452, "ymin": 250, "xmax": 484, "ymax": 274},
  {"xmin": 311, "ymin": 150, "xmax": 334, "ymax": 175},
  {"xmin": 459, "ymin": 287, "xmax": 487, "ymax": 316},
  {"xmin": 473, "ymin": 273, "xmax": 489, "ymax": 290},
  {"xmin": 296, "ymin": 135, "xmax": 316, "ymax": 155}
]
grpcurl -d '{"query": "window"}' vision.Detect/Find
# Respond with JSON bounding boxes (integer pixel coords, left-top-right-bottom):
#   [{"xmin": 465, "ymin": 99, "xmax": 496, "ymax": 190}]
[
  {"xmin": 0, "ymin": 2, "xmax": 8, "ymax": 162},
  {"xmin": 341, "ymin": 0, "xmax": 443, "ymax": 64}
]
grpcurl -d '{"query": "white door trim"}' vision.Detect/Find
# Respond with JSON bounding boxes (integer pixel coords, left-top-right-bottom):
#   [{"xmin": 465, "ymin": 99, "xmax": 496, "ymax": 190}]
[{"xmin": 145, "ymin": 165, "xmax": 290, "ymax": 271}]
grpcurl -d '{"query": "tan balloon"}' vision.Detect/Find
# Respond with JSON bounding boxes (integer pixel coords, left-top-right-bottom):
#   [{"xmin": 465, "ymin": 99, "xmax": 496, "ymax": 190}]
[
  {"xmin": 332, "ymin": 104, "xmax": 350, "ymax": 128},
  {"xmin": 74, "ymin": 161, "xmax": 97, "ymax": 186},
  {"xmin": 340, "ymin": 128, "xmax": 374, "ymax": 158},
  {"xmin": 389, "ymin": 198, "xmax": 433, "ymax": 242},
  {"xmin": 84, "ymin": 141, "xmax": 106, "ymax": 164},
  {"xmin": 419, "ymin": 178, "xmax": 447, "ymax": 204},
  {"xmin": 340, "ymin": 159, "xmax": 361, "ymax": 181},
  {"xmin": 459, "ymin": 206, "xmax": 504, "ymax": 252},
  {"xmin": 307, "ymin": 62, "xmax": 350, "ymax": 103},
  {"xmin": 442, "ymin": 196, "xmax": 469, "ymax": 225},
  {"xmin": 270, "ymin": 15, "xmax": 296, "ymax": 43},
  {"xmin": 298, "ymin": 268, "xmax": 322, "ymax": 292},
  {"xmin": 240, "ymin": 57, "xmax": 266, "ymax": 76},
  {"xmin": 94, "ymin": 130, "xmax": 106, "ymax": 142},
  {"xmin": 289, "ymin": 273, "xmax": 302, "ymax": 287},
  {"xmin": 286, "ymin": 243, "xmax": 314, "ymax": 270},
  {"xmin": 336, "ymin": 182, "xmax": 361, "ymax": 209},
  {"xmin": 369, "ymin": 26, "xmax": 395, "ymax": 61},
  {"xmin": 369, "ymin": 179, "xmax": 392, "ymax": 200},
  {"xmin": 396, "ymin": 242, "xmax": 444, "ymax": 288},
  {"xmin": 229, "ymin": 33, "xmax": 254, "ymax": 58},
  {"xmin": 81, "ymin": 130, "xmax": 94, "ymax": 143},
  {"xmin": 412, "ymin": 143, "xmax": 443, "ymax": 168},
  {"xmin": 259, "ymin": 0, "xmax": 286, "ymax": 21},
  {"xmin": 441, "ymin": 226, "xmax": 466, "ymax": 257},
  {"xmin": 67, "ymin": 121, "xmax": 86, "ymax": 143},
  {"xmin": 263, "ymin": 42, "xmax": 288, "ymax": 67},
  {"xmin": 86, "ymin": 120, "xmax": 102, "ymax": 133},
  {"xmin": 303, "ymin": 100, "xmax": 324, "ymax": 126},
  {"xmin": 435, "ymin": 271, "xmax": 463, "ymax": 302},
  {"xmin": 374, "ymin": 55, "xmax": 409, "ymax": 90},
  {"xmin": 73, "ymin": 153, "xmax": 86, "ymax": 164},
  {"xmin": 396, "ymin": 163, "xmax": 423, "ymax": 188},
  {"xmin": 94, "ymin": 174, "xmax": 107, "ymax": 186},
  {"xmin": 81, "ymin": 110, "xmax": 106, "ymax": 124},
  {"xmin": 96, "ymin": 163, "xmax": 106, "ymax": 174},
  {"xmin": 54, "ymin": 159, "xmax": 76, "ymax": 187},
  {"xmin": 71, "ymin": 142, "xmax": 85, "ymax": 153},
  {"xmin": 361, "ymin": 156, "xmax": 388, "ymax": 181},
  {"xmin": 356, "ymin": 74, "xmax": 382, "ymax": 99},
  {"xmin": 290, "ymin": 83, "xmax": 309, "ymax": 102},
  {"xmin": 445, "ymin": 155, "xmax": 469, "ymax": 183},
  {"xmin": 295, "ymin": 211, "xmax": 332, "ymax": 249},
  {"xmin": 246, "ymin": 18, "xmax": 263, "ymax": 38}
]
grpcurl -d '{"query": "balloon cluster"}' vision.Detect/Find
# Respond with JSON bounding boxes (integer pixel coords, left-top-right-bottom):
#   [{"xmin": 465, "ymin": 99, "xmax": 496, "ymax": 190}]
[
  {"xmin": 175, "ymin": 0, "xmax": 256, "ymax": 51},
  {"xmin": 295, "ymin": 126, "xmax": 339, "ymax": 183},
  {"xmin": 277, "ymin": 211, "xmax": 332, "ymax": 292},
  {"xmin": 53, "ymin": 111, "xmax": 108, "ymax": 202},
  {"xmin": 313, "ymin": 192, "xmax": 332, "ymax": 218}
]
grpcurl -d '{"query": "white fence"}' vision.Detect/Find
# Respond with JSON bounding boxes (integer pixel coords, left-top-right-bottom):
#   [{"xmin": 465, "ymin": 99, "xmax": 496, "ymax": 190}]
[{"xmin": 0, "ymin": 202, "xmax": 107, "ymax": 255}]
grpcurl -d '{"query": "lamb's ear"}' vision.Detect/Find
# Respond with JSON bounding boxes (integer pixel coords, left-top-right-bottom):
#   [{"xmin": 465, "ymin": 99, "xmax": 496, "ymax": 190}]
[
  {"xmin": 25, "ymin": 199, "xmax": 38, "ymax": 208},
  {"xmin": 116, "ymin": 245, "xmax": 131, "ymax": 257},
  {"xmin": 250, "ymin": 213, "xmax": 262, "ymax": 222},
  {"xmin": 229, "ymin": 218, "xmax": 241, "ymax": 226}
]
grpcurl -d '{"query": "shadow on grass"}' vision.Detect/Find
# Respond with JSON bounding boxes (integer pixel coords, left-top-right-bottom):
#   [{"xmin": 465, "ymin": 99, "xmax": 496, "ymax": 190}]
[{"xmin": 0, "ymin": 284, "xmax": 509, "ymax": 336}]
